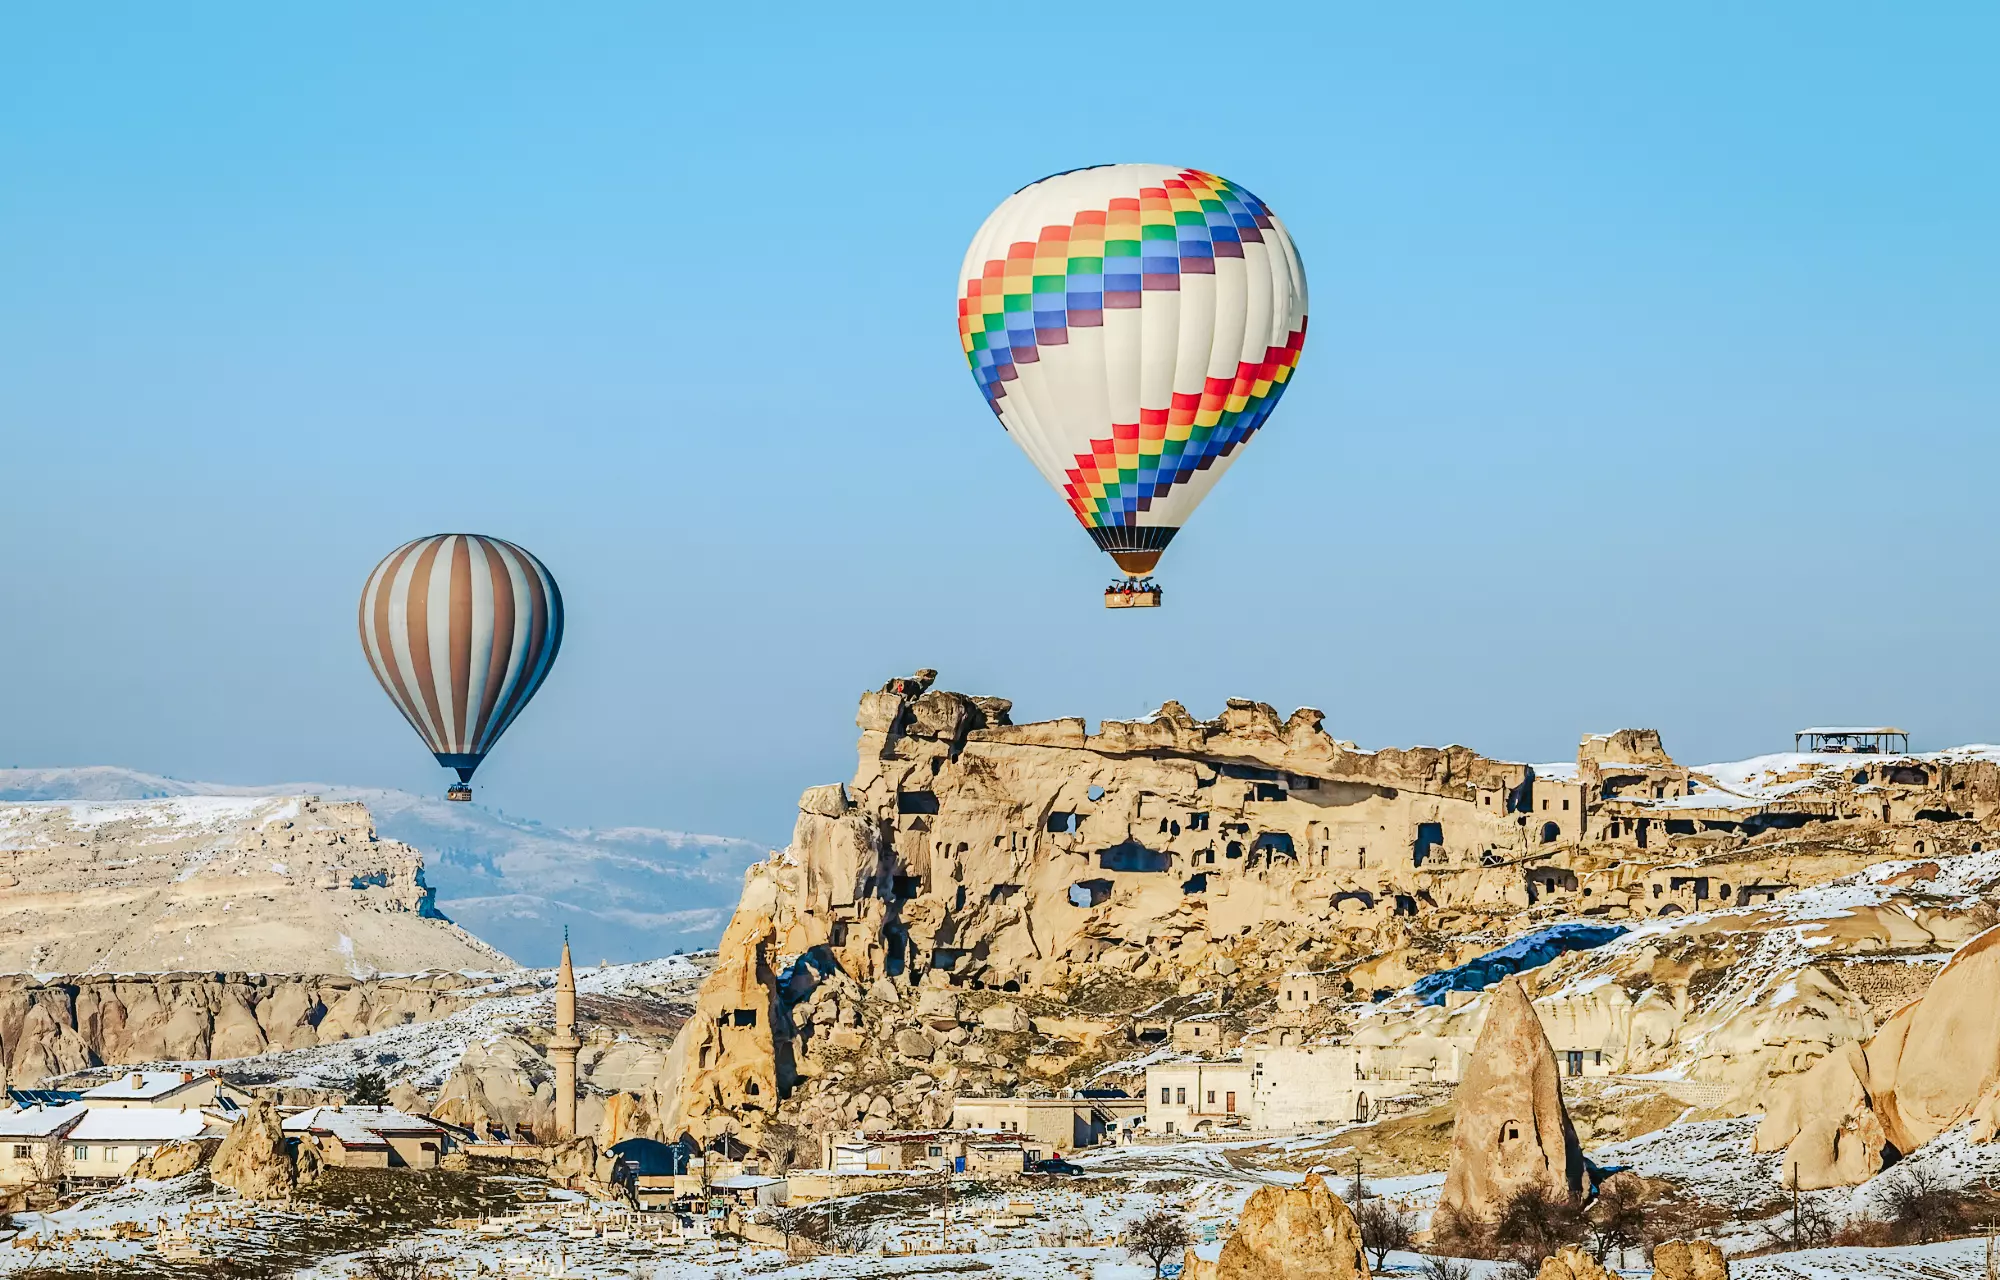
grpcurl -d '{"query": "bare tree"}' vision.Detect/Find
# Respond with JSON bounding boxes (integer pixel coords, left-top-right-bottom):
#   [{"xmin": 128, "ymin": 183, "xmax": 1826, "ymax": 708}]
[
  {"xmin": 1587, "ymin": 1174, "xmax": 1648, "ymax": 1266},
  {"xmin": 1416, "ymin": 1256, "xmax": 1474, "ymax": 1280},
  {"xmin": 1881, "ymin": 1165, "xmax": 1971, "ymax": 1245},
  {"xmin": 1492, "ymin": 1186, "xmax": 1586, "ymax": 1267},
  {"xmin": 1355, "ymin": 1197, "xmax": 1417, "ymax": 1268},
  {"xmin": 1126, "ymin": 1207, "xmax": 1196, "ymax": 1279},
  {"xmin": 31, "ymin": 1139, "xmax": 70, "ymax": 1192},
  {"xmin": 351, "ymin": 1246, "xmax": 428, "ymax": 1280}
]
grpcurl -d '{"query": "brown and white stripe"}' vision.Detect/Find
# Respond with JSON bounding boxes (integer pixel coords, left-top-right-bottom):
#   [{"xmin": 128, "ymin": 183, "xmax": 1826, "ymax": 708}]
[{"xmin": 358, "ymin": 534, "xmax": 564, "ymax": 770}]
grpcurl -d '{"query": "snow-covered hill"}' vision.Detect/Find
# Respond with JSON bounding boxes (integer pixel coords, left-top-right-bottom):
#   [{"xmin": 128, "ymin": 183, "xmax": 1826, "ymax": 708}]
[{"xmin": 0, "ymin": 767, "xmax": 764, "ymax": 965}]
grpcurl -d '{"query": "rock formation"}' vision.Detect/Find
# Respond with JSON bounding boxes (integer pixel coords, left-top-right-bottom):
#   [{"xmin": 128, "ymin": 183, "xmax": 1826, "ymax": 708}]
[
  {"xmin": 1183, "ymin": 1173, "xmax": 1368, "ymax": 1280},
  {"xmin": 653, "ymin": 674, "xmax": 2000, "ymax": 1155},
  {"xmin": 209, "ymin": 1098, "xmax": 297, "ymax": 1199},
  {"xmin": 0, "ymin": 969, "xmax": 507, "ymax": 1090},
  {"xmin": 1436, "ymin": 976, "xmax": 1586, "ymax": 1222},
  {"xmin": 127, "ymin": 1138, "xmax": 218, "ymax": 1181},
  {"xmin": 1650, "ymin": 1239, "xmax": 1729, "ymax": 1280},
  {"xmin": 1535, "ymin": 1247, "xmax": 1612, "ymax": 1280},
  {"xmin": 0, "ymin": 795, "xmax": 510, "ymax": 974},
  {"xmin": 1755, "ymin": 922, "xmax": 2000, "ymax": 1187}
]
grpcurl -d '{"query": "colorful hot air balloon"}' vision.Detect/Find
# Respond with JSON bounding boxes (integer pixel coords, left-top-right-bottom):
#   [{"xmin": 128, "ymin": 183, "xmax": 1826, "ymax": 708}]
[
  {"xmin": 957, "ymin": 165, "xmax": 1308, "ymax": 607},
  {"xmin": 358, "ymin": 534, "xmax": 564, "ymax": 801}
]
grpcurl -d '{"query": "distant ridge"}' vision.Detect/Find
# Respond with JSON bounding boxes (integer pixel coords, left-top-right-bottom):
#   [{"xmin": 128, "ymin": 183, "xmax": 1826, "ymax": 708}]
[{"xmin": 0, "ymin": 767, "xmax": 764, "ymax": 966}]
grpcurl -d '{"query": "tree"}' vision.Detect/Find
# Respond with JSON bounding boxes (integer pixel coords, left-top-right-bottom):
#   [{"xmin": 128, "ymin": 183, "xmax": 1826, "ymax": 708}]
[
  {"xmin": 1880, "ymin": 1165, "xmax": 1970, "ymax": 1245},
  {"xmin": 1586, "ymin": 1173, "xmax": 1648, "ymax": 1266},
  {"xmin": 1126, "ymin": 1207, "xmax": 1196, "ymax": 1279},
  {"xmin": 1416, "ymin": 1257, "xmax": 1473, "ymax": 1280},
  {"xmin": 1491, "ymin": 1186, "xmax": 1586, "ymax": 1268},
  {"xmin": 351, "ymin": 1246, "xmax": 428, "ymax": 1280},
  {"xmin": 348, "ymin": 1071, "xmax": 391, "ymax": 1108},
  {"xmin": 1355, "ymin": 1196, "xmax": 1417, "ymax": 1268},
  {"xmin": 32, "ymin": 1139, "xmax": 71, "ymax": 1190}
]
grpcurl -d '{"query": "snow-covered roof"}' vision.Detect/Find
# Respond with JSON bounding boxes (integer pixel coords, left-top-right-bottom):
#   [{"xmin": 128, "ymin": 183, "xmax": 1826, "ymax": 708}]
[
  {"xmin": 69, "ymin": 1108, "xmax": 210, "ymax": 1142},
  {"xmin": 1532, "ymin": 763, "xmax": 1580, "ymax": 782},
  {"xmin": 81, "ymin": 1071, "xmax": 204, "ymax": 1101},
  {"xmin": 1798, "ymin": 726, "xmax": 1907, "ymax": 736},
  {"xmin": 711, "ymin": 1174, "xmax": 783, "ymax": 1189},
  {"xmin": 0, "ymin": 1104, "xmax": 87, "ymax": 1138},
  {"xmin": 282, "ymin": 1106, "xmax": 442, "ymax": 1147}
]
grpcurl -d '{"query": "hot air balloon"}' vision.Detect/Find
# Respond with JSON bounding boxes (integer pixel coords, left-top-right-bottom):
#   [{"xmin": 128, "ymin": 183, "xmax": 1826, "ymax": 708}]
[
  {"xmin": 358, "ymin": 534, "xmax": 564, "ymax": 801},
  {"xmin": 957, "ymin": 165, "xmax": 1308, "ymax": 607}
]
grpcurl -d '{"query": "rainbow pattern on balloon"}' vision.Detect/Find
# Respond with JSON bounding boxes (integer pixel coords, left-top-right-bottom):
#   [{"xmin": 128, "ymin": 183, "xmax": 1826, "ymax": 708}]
[{"xmin": 958, "ymin": 169, "xmax": 1307, "ymax": 530}]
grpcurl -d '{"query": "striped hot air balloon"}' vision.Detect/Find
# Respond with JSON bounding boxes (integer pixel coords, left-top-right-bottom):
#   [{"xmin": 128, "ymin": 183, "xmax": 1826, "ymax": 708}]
[
  {"xmin": 957, "ymin": 165, "xmax": 1308, "ymax": 605},
  {"xmin": 358, "ymin": 534, "xmax": 564, "ymax": 801}
]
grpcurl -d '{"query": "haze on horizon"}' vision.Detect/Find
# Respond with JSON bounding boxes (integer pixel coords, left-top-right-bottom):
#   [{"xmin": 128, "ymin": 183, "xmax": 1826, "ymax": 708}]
[{"xmin": 3, "ymin": 5, "xmax": 1996, "ymax": 849}]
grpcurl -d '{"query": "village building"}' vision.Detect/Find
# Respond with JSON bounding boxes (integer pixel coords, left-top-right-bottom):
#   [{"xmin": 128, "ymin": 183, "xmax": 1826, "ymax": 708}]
[
  {"xmin": 65, "ymin": 1107, "xmax": 215, "ymax": 1181},
  {"xmin": 948, "ymin": 1095, "xmax": 1144, "ymax": 1149},
  {"xmin": 0, "ymin": 1103, "xmax": 87, "ymax": 1187},
  {"xmin": 281, "ymin": 1107, "xmax": 451, "ymax": 1169},
  {"xmin": 1145, "ymin": 1060, "xmax": 1252, "ymax": 1135},
  {"xmin": 78, "ymin": 1070, "xmax": 252, "ymax": 1112}
]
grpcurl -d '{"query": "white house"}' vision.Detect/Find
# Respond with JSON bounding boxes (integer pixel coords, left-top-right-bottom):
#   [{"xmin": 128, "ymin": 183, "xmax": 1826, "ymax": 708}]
[
  {"xmin": 0, "ymin": 1104, "xmax": 87, "ymax": 1187},
  {"xmin": 65, "ymin": 1107, "xmax": 216, "ymax": 1181},
  {"xmin": 80, "ymin": 1071, "xmax": 252, "ymax": 1112}
]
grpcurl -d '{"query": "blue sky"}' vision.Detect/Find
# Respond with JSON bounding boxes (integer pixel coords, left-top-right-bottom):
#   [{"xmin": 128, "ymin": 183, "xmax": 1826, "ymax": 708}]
[{"xmin": 3, "ymin": 4, "xmax": 1996, "ymax": 847}]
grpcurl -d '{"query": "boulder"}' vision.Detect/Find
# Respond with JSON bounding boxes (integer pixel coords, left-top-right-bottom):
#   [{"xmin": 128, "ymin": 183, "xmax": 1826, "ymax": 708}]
[
  {"xmin": 127, "ymin": 1138, "xmax": 218, "ymax": 1181},
  {"xmin": 979, "ymin": 1002, "xmax": 1030, "ymax": 1033},
  {"xmin": 1200, "ymin": 1173, "xmax": 1369, "ymax": 1280},
  {"xmin": 1536, "ymin": 1247, "xmax": 1612, "ymax": 1280},
  {"xmin": 1437, "ymin": 977, "xmax": 1586, "ymax": 1223},
  {"xmin": 208, "ymin": 1098, "xmax": 295, "ymax": 1199},
  {"xmin": 1650, "ymin": 1238, "xmax": 1729, "ymax": 1280}
]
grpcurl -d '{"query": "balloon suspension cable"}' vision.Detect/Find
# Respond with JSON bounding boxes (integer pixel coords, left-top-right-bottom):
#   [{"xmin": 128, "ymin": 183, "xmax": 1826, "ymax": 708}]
[{"xmin": 447, "ymin": 783, "xmax": 473, "ymax": 802}]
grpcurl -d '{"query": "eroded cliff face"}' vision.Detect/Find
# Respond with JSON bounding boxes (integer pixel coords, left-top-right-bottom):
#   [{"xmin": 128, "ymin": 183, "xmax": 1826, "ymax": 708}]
[
  {"xmin": 0, "ymin": 795, "xmax": 509, "ymax": 974},
  {"xmin": 660, "ymin": 674, "xmax": 2000, "ymax": 1157},
  {"xmin": 0, "ymin": 970, "xmax": 496, "ymax": 1089}
]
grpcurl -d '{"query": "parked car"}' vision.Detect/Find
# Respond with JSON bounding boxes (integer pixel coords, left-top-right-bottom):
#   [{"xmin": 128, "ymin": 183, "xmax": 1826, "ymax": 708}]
[{"xmin": 1029, "ymin": 1158, "xmax": 1085, "ymax": 1176}]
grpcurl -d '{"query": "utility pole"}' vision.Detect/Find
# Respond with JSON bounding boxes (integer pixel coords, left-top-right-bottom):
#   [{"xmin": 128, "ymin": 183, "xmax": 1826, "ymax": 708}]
[{"xmin": 1790, "ymin": 1160, "xmax": 1801, "ymax": 1251}]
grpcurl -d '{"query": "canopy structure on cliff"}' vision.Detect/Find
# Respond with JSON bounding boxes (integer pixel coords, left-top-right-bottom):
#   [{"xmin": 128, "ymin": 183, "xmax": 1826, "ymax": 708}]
[
  {"xmin": 1409, "ymin": 922, "xmax": 1629, "ymax": 1007},
  {"xmin": 1796, "ymin": 727, "xmax": 1909, "ymax": 754}
]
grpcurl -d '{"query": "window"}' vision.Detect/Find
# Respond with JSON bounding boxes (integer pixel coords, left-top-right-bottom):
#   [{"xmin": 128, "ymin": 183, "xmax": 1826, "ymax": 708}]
[
  {"xmin": 74, "ymin": 1145, "xmax": 88, "ymax": 1161},
  {"xmin": 1160, "ymin": 1087, "xmax": 1171, "ymax": 1104},
  {"xmin": 1541, "ymin": 799, "xmax": 1548, "ymax": 811},
  {"xmin": 10, "ymin": 1145, "xmax": 26, "ymax": 1159},
  {"xmin": 1175, "ymin": 1088, "xmax": 1186, "ymax": 1104},
  {"xmin": 1206, "ymin": 1090, "xmax": 1215, "ymax": 1105},
  {"xmin": 928, "ymin": 1145, "xmax": 943, "ymax": 1158},
  {"xmin": 1562, "ymin": 799, "xmax": 1570, "ymax": 810},
  {"xmin": 1165, "ymin": 1121, "xmax": 1176, "ymax": 1134}
]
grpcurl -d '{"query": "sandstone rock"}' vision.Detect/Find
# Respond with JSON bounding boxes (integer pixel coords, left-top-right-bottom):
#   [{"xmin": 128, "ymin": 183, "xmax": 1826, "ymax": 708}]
[
  {"xmin": 1756, "ymin": 923, "xmax": 2000, "ymax": 1185},
  {"xmin": 1650, "ymin": 1238, "xmax": 1728, "ymax": 1280},
  {"xmin": 1201, "ymin": 1173, "xmax": 1368, "ymax": 1279},
  {"xmin": 209, "ymin": 1099, "xmax": 295, "ymax": 1199},
  {"xmin": 127, "ymin": 1138, "xmax": 218, "ymax": 1181},
  {"xmin": 1437, "ymin": 977, "xmax": 1585, "ymax": 1223},
  {"xmin": 1536, "ymin": 1246, "xmax": 1612, "ymax": 1280},
  {"xmin": 895, "ymin": 1028, "xmax": 935, "ymax": 1059},
  {"xmin": 979, "ymin": 1003, "xmax": 1029, "ymax": 1033}
]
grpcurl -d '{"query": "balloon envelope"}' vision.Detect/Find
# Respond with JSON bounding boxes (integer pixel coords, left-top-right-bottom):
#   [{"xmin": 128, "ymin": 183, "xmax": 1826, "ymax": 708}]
[
  {"xmin": 358, "ymin": 534, "xmax": 563, "ymax": 781},
  {"xmin": 958, "ymin": 165, "xmax": 1308, "ymax": 576}
]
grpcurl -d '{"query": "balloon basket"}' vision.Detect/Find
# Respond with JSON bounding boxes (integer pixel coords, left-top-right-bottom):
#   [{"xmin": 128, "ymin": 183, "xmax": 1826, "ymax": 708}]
[
  {"xmin": 446, "ymin": 784, "xmax": 473, "ymax": 802},
  {"xmin": 1104, "ymin": 584, "xmax": 1162, "ymax": 609}
]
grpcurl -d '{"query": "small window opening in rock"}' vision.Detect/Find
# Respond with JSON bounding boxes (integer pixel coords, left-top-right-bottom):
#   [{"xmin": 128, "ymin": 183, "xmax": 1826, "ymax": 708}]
[
  {"xmin": 896, "ymin": 790, "xmax": 940, "ymax": 815},
  {"xmin": 1540, "ymin": 822, "xmax": 1560, "ymax": 844},
  {"xmin": 1501, "ymin": 1121, "xmax": 1520, "ymax": 1144},
  {"xmin": 730, "ymin": 1008, "xmax": 758, "ymax": 1028},
  {"xmin": 1189, "ymin": 811, "xmax": 1210, "ymax": 830},
  {"xmin": 1181, "ymin": 872, "xmax": 1208, "ymax": 894},
  {"xmin": 1253, "ymin": 782, "xmax": 1286, "ymax": 802},
  {"xmin": 892, "ymin": 874, "xmax": 921, "ymax": 899},
  {"xmin": 1225, "ymin": 841, "xmax": 1243, "ymax": 859},
  {"xmin": 1412, "ymin": 822, "xmax": 1443, "ymax": 867},
  {"xmin": 1068, "ymin": 879, "xmax": 1112, "ymax": 908},
  {"xmin": 746, "ymin": 1081, "xmax": 760, "ymax": 1096},
  {"xmin": 1047, "ymin": 811, "xmax": 1080, "ymax": 834},
  {"xmin": 1087, "ymin": 785, "xmax": 1105, "ymax": 801}
]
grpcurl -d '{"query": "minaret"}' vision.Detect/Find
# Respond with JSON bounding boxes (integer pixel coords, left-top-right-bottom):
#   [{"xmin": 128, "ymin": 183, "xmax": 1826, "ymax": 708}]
[{"xmin": 550, "ymin": 928, "xmax": 582, "ymax": 1141}]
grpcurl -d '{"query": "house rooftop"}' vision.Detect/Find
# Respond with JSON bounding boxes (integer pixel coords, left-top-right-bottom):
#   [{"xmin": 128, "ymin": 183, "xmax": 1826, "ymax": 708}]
[
  {"xmin": 80, "ymin": 1071, "xmax": 205, "ymax": 1101},
  {"xmin": 282, "ymin": 1107, "xmax": 443, "ymax": 1148},
  {"xmin": 0, "ymin": 1103, "xmax": 87, "ymax": 1138},
  {"xmin": 69, "ymin": 1107, "xmax": 211, "ymax": 1142}
]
